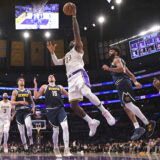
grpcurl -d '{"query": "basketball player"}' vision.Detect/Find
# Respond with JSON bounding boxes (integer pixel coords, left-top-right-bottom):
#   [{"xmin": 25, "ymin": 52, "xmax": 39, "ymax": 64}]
[
  {"xmin": 153, "ymin": 77, "xmax": 160, "ymax": 93},
  {"xmin": 0, "ymin": 93, "xmax": 15, "ymax": 153},
  {"xmin": 47, "ymin": 3, "xmax": 116, "ymax": 137},
  {"xmin": 11, "ymin": 77, "xmax": 35, "ymax": 151},
  {"xmin": 102, "ymin": 47, "xmax": 156, "ymax": 140},
  {"xmin": 33, "ymin": 75, "xmax": 72, "ymax": 157}
]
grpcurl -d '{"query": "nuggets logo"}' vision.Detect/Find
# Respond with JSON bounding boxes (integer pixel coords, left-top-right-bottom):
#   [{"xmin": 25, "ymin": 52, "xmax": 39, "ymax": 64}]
[
  {"xmin": 18, "ymin": 94, "xmax": 29, "ymax": 98},
  {"xmin": 124, "ymin": 95, "xmax": 131, "ymax": 102},
  {"xmin": 48, "ymin": 88, "xmax": 60, "ymax": 91}
]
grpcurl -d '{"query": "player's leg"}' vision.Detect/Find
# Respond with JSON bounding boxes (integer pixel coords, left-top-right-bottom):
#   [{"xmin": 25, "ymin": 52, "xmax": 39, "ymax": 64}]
[
  {"xmin": 70, "ymin": 100, "xmax": 100, "ymax": 137},
  {"xmin": 120, "ymin": 79, "xmax": 156, "ymax": 138},
  {"xmin": 69, "ymin": 74, "xmax": 100, "ymax": 137},
  {"xmin": 3, "ymin": 119, "xmax": 11, "ymax": 153},
  {"xmin": 17, "ymin": 124, "xmax": 28, "ymax": 150},
  {"xmin": 0, "ymin": 122, "xmax": 3, "ymax": 146},
  {"xmin": 46, "ymin": 109, "xmax": 62, "ymax": 158},
  {"xmin": 24, "ymin": 115, "xmax": 33, "ymax": 146},
  {"xmin": 80, "ymin": 84, "xmax": 115, "ymax": 126},
  {"xmin": 57, "ymin": 108, "xmax": 72, "ymax": 156},
  {"xmin": 16, "ymin": 111, "xmax": 28, "ymax": 150}
]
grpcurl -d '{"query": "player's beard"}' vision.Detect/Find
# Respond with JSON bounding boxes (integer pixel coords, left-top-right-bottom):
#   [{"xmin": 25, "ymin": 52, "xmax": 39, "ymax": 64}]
[
  {"xmin": 3, "ymin": 97, "xmax": 8, "ymax": 100},
  {"xmin": 109, "ymin": 54, "xmax": 115, "ymax": 62}
]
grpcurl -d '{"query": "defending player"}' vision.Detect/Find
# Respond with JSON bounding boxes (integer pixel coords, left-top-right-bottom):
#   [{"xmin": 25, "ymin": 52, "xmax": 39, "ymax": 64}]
[
  {"xmin": 11, "ymin": 77, "xmax": 35, "ymax": 151},
  {"xmin": 0, "ymin": 93, "xmax": 15, "ymax": 153},
  {"xmin": 47, "ymin": 4, "xmax": 115, "ymax": 137},
  {"xmin": 102, "ymin": 47, "xmax": 156, "ymax": 140},
  {"xmin": 34, "ymin": 75, "xmax": 72, "ymax": 157}
]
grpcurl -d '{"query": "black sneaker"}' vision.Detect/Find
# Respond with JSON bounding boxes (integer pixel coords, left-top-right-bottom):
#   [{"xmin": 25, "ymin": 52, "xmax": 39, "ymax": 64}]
[
  {"xmin": 131, "ymin": 127, "xmax": 145, "ymax": 141},
  {"xmin": 146, "ymin": 120, "xmax": 156, "ymax": 138}
]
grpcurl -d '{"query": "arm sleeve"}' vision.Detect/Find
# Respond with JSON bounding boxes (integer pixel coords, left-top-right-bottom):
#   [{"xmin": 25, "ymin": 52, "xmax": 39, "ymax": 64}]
[{"xmin": 51, "ymin": 53, "xmax": 64, "ymax": 65}]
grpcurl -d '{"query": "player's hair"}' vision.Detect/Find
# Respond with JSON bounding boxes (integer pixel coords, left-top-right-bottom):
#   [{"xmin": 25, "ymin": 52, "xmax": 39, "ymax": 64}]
[
  {"xmin": 109, "ymin": 47, "xmax": 120, "ymax": 55},
  {"xmin": 17, "ymin": 77, "xmax": 25, "ymax": 84}
]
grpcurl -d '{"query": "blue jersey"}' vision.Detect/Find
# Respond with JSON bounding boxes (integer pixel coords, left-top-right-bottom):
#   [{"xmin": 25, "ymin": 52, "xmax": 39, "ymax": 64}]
[{"xmin": 110, "ymin": 57, "xmax": 130, "ymax": 85}]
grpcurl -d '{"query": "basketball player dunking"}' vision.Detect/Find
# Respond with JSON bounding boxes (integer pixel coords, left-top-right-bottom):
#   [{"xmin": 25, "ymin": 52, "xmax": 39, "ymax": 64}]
[
  {"xmin": 0, "ymin": 93, "xmax": 15, "ymax": 153},
  {"xmin": 102, "ymin": 48, "xmax": 156, "ymax": 140},
  {"xmin": 33, "ymin": 75, "xmax": 72, "ymax": 157},
  {"xmin": 47, "ymin": 4, "xmax": 116, "ymax": 137},
  {"xmin": 11, "ymin": 77, "xmax": 35, "ymax": 151}
]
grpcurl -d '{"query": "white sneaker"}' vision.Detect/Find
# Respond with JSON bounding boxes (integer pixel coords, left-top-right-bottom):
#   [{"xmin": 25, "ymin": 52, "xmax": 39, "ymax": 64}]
[
  {"xmin": 102, "ymin": 111, "xmax": 116, "ymax": 126},
  {"xmin": 4, "ymin": 145, "xmax": 8, "ymax": 153},
  {"xmin": 54, "ymin": 148, "xmax": 62, "ymax": 158},
  {"xmin": 89, "ymin": 119, "xmax": 100, "ymax": 137},
  {"xmin": 64, "ymin": 147, "xmax": 72, "ymax": 157}
]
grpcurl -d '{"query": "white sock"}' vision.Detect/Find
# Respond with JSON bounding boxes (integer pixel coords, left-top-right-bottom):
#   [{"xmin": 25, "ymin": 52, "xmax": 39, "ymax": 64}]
[
  {"xmin": 3, "ymin": 132, "xmax": 9, "ymax": 145},
  {"xmin": 53, "ymin": 127, "xmax": 59, "ymax": 149},
  {"xmin": 24, "ymin": 144, "xmax": 28, "ymax": 150},
  {"xmin": 0, "ymin": 132, "xmax": 3, "ymax": 145},
  {"xmin": 83, "ymin": 114, "xmax": 93, "ymax": 124},
  {"xmin": 125, "ymin": 102, "xmax": 149, "ymax": 125},
  {"xmin": 29, "ymin": 137, "xmax": 33, "ymax": 145},
  {"xmin": 60, "ymin": 120, "xmax": 69, "ymax": 149},
  {"xmin": 133, "ymin": 122, "xmax": 140, "ymax": 129}
]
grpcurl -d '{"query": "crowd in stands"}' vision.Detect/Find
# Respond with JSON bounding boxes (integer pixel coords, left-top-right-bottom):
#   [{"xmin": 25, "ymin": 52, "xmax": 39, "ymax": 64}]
[{"xmin": 1, "ymin": 138, "xmax": 160, "ymax": 154}]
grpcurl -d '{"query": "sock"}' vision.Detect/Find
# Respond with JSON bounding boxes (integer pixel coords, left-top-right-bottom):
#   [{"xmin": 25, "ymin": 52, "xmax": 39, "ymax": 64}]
[
  {"xmin": 3, "ymin": 132, "xmax": 9, "ymax": 145},
  {"xmin": 0, "ymin": 133, "xmax": 3, "ymax": 145},
  {"xmin": 125, "ymin": 102, "xmax": 149, "ymax": 125},
  {"xmin": 29, "ymin": 137, "xmax": 33, "ymax": 145},
  {"xmin": 133, "ymin": 122, "xmax": 140, "ymax": 129},
  {"xmin": 24, "ymin": 144, "xmax": 28, "ymax": 150},
  {"xmin": 83, "ymin": 115, "xmax": 93, "ymax": 124},
  {"xmin": 53, "ymin": 127, "xmax": 59, "ymax": 149},
  {"xmin": 61, "ymin": 120, "xmax": 69, "ymax": 149}
]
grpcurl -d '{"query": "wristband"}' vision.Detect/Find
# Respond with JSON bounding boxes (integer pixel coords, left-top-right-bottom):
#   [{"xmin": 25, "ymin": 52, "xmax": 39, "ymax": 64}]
[
  {"xmin": 72, "ymin": 16, "xmax": 76, "ymax": 18},
  {"xmin": 134, "ymin": 81, "xmax": 139, "ymax": 85}
]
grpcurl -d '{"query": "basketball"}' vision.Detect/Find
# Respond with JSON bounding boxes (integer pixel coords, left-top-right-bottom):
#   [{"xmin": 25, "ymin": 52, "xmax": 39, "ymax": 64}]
[{"xmin": 63, "ymin": 2, "xmax": 76, "ymax": 16}]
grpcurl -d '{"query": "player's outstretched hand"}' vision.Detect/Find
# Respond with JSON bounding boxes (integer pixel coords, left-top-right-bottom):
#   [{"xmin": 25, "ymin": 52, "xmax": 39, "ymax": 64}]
[
  {"xmin": 102, "ymin": 64, "xmax": 110, "ymax": 71},
  {"xmin": 47, "ymin": 41, "xmax": 57, "ymax": 54},
  {"xmin": 72, "ymin": 4, "xmax": 76, "ymax": 16},
  {"xmin": 34, "ymin": 77, "xmax": 37, "ymax": 86},
  {"xmin": 135, "ymin": 82, "xmax": 142, "ymax": 89}
]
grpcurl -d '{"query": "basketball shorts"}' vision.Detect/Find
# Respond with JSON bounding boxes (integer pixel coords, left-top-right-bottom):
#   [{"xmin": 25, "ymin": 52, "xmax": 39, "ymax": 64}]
[
  {"xmin": 0, "ymin": 119, "xmax": 10, "ymax": 133},
  {"xmin": 16, "ymin": 109, "xmax": 31, "ymax": 125},
  {"xmin": 116, "ymin": 79, "xmax": 135, "ymax": 107},
  {"xmin": 46, "ymin": 107, "xmax": 67, "ymax": 128},
  {"xmin": 68, "ymin": 69, "xmax": 91, "ymax": 102}
]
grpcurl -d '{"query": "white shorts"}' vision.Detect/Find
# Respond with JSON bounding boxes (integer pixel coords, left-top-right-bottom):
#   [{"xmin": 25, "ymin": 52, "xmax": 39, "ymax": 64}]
[
  {"xmin": 0, "ymin": 119, "xmax": 10, "ymax": 133},
  {"xmin": 68, "ymin": 69, "xmax": 90, "ymax": 102}
]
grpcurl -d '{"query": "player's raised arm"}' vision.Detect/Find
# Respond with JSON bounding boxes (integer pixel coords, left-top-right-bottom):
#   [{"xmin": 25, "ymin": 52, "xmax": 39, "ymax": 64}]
[
  {"xmin": 47, "ymin": 41, "xmax": 65, "ymax": 65},
  {"xmin": 33, "ymin": 77, "xmax": 46, "ymax": 100},
  {"xmin": 59, "ymin": 85, "xmax": 68, "ymax": 97},
  {"xmin": 11, "ymin": 90, "xmax": 28, "ymax": 106},
  {"xmin": 72, "ymin": 5, "xmax": 83, "ymax": 53}
]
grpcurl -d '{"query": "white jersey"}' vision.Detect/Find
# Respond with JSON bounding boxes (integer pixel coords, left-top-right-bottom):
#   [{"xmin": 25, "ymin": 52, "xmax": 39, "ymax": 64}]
[
  {"xmin": 65, "ymin": 47, "xmax": 85, "ymax": 76},
  {"xmin": 0, "ymin": 100, "xmax": 12, "ymax": 120}
]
